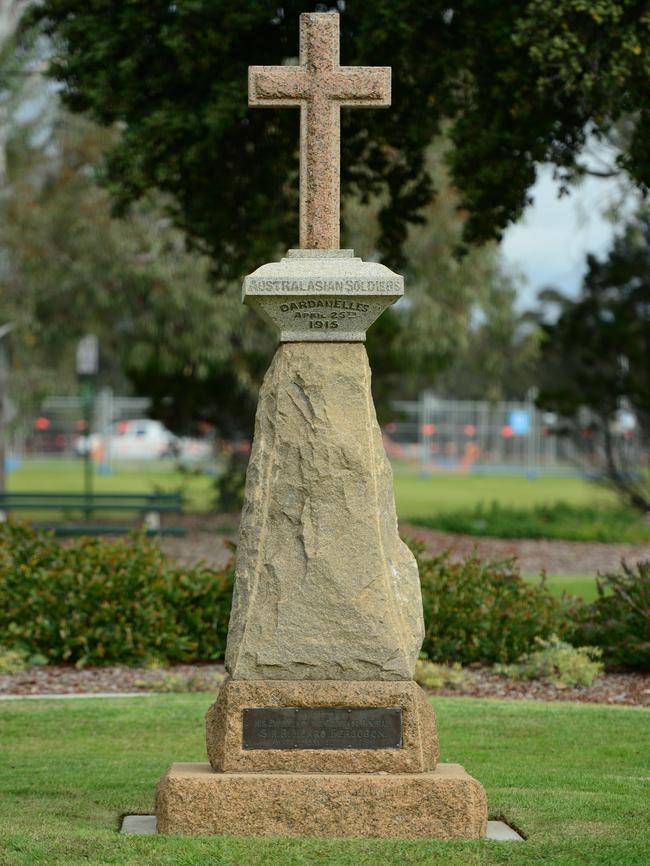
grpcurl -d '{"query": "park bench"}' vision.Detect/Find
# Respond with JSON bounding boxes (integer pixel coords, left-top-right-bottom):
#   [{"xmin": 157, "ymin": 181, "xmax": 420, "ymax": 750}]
[{"xmin": 0, "ymin": 491, "xmax": 186, "ymax": 536}]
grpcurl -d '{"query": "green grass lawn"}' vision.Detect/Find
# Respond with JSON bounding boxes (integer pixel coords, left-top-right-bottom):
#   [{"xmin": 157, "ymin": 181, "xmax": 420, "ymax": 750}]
[
  {"xmin": 9, "ymin": 459, "xmax": 611, "ymax": 518},
  {"xmin": 0, "ymin": 695, "xmax": 648, "ymax": 865},
  {"xmin": 392, "ymin": 467, "xmax": 616, "ymax": 521},
  {"xmin": 394, "ymin": 469, "xmax": 650, "ymax": 543},
  {"xmin": 524, "ymin": 573, "xmax": 599, "ymax": 602},
  {"xmin": 7, "ymin": 458, "xmax": 214, "ymax": 513}
]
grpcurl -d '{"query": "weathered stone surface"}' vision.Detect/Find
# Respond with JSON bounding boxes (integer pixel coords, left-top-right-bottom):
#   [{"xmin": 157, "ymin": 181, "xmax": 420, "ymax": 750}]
[
  {"xmin": 225, "ymin": 342, "xmax": 424, "ymax": 681},
  {"xmin": 243, "ymin": 249, "xmax": 403, "ymax": 341},
  {"xmin": 156, "ymin": 762, "xmax": 488, "ymax": 838},
  {"xmin": 205, "ymin": 678, "xmax": 438, "ymax": 773}
]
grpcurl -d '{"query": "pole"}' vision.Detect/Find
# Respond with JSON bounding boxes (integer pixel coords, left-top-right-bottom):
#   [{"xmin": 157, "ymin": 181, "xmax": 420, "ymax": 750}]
[
  {"xmin": 79, "ymin": 380, "xmax": 95, "ymax": 516},
  {"xmin": 76, "ymin": 334, "xmax": 99, "ymax": 518},
  {"xmin": 0, "ymin": 323, "xmax": 15, "ymax": 497},
  {"xmin": 0, "ymin": 345, "xmax": 7, "ymax": 496},
  {"xmin": 527, "ymin": 386, "xmax": 539, "ymax": 477}
]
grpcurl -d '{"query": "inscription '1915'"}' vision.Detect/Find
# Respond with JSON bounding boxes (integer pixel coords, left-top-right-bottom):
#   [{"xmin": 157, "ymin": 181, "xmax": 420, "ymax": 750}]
[
  {"xmin": 242, "ymin": 707, "xmax": 403, "ymax": 750},
  {"xmin": 308, "ymin": 320, "xmax": 337, "ymax": 329}
]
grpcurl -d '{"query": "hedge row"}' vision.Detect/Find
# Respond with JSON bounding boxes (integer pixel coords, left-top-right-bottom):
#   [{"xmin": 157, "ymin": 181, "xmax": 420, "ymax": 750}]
[
  {"xmin": 569, "ymin": 560, "xmax": 650, "ymax": 670},
  {"xmin": 0, "ymin": 523, "xmax": 233, "ymax": 666},
  {"xmin": 0, "ymin": 523, "xmax": 647, "ymax": 669}
]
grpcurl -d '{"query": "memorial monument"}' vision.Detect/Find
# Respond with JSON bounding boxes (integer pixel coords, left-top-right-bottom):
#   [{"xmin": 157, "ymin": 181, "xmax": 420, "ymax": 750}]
[{"xmin": 155, "ymin": 11, "xmax": 487, "ymax": 838}]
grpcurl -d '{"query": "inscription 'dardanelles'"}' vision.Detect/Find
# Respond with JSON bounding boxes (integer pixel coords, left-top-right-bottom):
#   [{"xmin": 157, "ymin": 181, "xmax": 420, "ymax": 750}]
[{"xmin": 279, "ymin": 298, "xmax": 369, "ymax": 313}]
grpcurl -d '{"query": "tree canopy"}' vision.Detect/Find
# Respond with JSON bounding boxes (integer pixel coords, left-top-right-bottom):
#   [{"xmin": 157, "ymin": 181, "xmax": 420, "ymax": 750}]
[
  {"xmin": 0, "ymin": 83, "xmax": 512, "ymax": 434},
  {"xmin": 536, "ymin": 210, "xmax": 650, "ymax": 512},
  {"xmin": 32, "ymin": 0, "xmax": 650, "ymax": 278},
  {"xmin": 0, "ymin": 106, "xmax": 273, "ymax": 435}
]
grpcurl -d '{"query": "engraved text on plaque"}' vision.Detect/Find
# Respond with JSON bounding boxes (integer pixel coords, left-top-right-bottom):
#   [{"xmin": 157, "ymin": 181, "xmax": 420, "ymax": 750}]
[{"xmin": 242, "ymin": 707, "xmax": 402, "ymax": 750}]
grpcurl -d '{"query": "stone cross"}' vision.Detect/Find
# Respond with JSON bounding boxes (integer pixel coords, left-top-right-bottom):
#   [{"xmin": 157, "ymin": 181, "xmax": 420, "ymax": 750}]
[{"xmin": 249, "ymin": 12, "xmax": 390, "ymax": 250}]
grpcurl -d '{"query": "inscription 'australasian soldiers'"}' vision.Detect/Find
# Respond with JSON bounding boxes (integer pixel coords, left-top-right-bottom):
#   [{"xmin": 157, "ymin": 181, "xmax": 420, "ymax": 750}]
[{"xmin": 249, "ymin": 12, "xmax": 390, "ymax": 250}]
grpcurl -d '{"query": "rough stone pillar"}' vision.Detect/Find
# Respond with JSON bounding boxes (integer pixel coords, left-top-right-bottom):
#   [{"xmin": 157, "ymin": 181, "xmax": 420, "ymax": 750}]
[
  {"xmin": 156, "ymin": 250, "xmax": 487, "ymax": 840},
  {"xmin": 225, "ymin": 341, "xmax": 424, "ymax": 681}
]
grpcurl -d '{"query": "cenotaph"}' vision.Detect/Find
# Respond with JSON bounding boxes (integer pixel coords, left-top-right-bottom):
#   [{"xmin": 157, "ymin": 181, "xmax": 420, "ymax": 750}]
[{"xmin": 156, "ymin": 12, "xmax": 487, "ymax": 838}]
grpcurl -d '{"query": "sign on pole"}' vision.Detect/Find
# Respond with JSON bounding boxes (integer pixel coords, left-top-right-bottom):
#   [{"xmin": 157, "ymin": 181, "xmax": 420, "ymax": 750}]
[
  {"xmin": 508, "ymin": 409, "xmax": 531, "ymax": 437},
  {"xmin": 76, "ymin": 334, "xmax": 99, "ymax": 376}
]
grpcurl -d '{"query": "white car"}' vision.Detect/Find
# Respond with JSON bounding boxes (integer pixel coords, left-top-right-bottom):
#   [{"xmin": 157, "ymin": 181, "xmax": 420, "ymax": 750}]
[{"xmin": 75, "ymin": 419, "xmax": 179, "ymax": 460}]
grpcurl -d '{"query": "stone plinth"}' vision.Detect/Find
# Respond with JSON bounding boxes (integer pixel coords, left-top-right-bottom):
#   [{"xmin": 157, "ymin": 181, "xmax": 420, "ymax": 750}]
[
  {"xmin": 243, "ymin": 249, "xmax": 403, "ymax": 341},
  {"xmin": 205, "ymin": 679, "xmax": 438, "ymax": 774},
  {"xmin": 225, "ymin": 341, "xmax": 424, "ymax": 681},
  {"xmin": 156, "ymin": 763, "xmax": 488, "ymax": 839}
]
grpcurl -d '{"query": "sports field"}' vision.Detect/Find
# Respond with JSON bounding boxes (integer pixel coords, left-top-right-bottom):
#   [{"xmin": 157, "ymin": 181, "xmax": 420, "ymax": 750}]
[
  {"xmin": 393, "ymin": 467, "xmax": 615, "ymax": 519},
  {"xmin": 7, "ymin": 457, "xmax": 612, "ymax": 516}
]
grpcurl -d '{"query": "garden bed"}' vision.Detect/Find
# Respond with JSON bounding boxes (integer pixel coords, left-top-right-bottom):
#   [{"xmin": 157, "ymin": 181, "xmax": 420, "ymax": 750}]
[
  {"xmin": 2, "ymin": 662, "xmax": 649, "ymax": 707},
  {"xmin": 157, "ymin": 513, "xmax": 650, "ymax": 576},
  {"xmin": 402, "ymin": 522, "xmax": 650, "ymax": 576}
]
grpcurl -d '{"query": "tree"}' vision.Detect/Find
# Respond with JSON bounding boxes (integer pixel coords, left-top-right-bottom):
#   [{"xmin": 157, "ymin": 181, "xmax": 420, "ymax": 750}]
[
  {"xmin": 535, "ymin": 211, "xmax": 650, "ymax": 512},
  {"xmin": 0, "ymin": 0, "xmax": 39, "ymax": 491},
  {"xmin": 31, "ymin": 0, "xmax": 650, "ymax": 278},
  {"xmin": 436, "ymin": 276, "xmax": 541, "ymax": 403},
  {"xmin": 0, "ymin": 104, "xmax": 268, "ymax": 437},
  {"xmin": 345, "ymin": 144, "xmax": 515, "ymax": 418}
]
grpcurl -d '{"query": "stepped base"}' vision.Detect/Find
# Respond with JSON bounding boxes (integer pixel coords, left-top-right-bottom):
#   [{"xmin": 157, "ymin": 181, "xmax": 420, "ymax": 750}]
[{"xmin": 156, "ymin": 762, "xmax": 487, "ymax": 838}]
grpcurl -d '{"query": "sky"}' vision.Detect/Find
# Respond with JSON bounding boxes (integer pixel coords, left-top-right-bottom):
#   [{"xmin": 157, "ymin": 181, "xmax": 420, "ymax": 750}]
[{"xmin": 501, "ymin": 165, "xmax": 635, "ymax": 310}]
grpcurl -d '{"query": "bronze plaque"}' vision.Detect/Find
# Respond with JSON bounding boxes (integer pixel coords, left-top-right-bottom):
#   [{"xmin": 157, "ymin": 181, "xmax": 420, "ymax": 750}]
[{"xmin": 242, "ymin": 706, "xmax": 402, "ymax": 750}]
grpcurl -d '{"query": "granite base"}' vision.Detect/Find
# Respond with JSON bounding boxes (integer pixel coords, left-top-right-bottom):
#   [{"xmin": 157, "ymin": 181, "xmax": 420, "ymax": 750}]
[{"xmin": 156, "ymin": 762, "xmax": 487, "ymax": 839}]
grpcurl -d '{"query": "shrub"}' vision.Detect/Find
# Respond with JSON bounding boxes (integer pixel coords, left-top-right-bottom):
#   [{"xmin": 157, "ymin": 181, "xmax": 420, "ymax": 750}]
[
  {"xmin": 134, "ymin": 670, "xmax": 226, "ymax": 693},
  {"xmin": 0, "ymin": 646, "xmax": 29, "ymax": 673},
  {"xmin": 0, "ymin": 522, "xmax": 234, "ymax": 667},
  {"xmin": 496, "ymin": 636, "xmax": 603, "ymax": 687},
  {"xmin": 414, "ymin": 659, "xmax": 474, "ymax": 690},
  {"xmin": 416, "ymin": 546, "xmax": 564, "ymax": 665},
  {"xmin": 214, "ymin": 452, "xmax": 248, "ymax": 512},
  {"xmin": 569, "ymin": 560, "xmax": 650, "ymax": 670}
]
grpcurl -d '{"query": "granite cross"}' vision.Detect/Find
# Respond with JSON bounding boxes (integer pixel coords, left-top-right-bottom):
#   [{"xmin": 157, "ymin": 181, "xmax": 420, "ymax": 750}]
[{"xmin": 249, "ymin": 12, "xmax": 391, "ymax": 250}]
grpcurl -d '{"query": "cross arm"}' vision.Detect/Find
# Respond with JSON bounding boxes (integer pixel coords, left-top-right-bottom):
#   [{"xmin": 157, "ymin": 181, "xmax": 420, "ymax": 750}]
[
  {"xmin": 249, "ymin": 66, "xmax": 308, "ymax": 106},
  {"xmin": 333, "ymin": 67, "xmax": 391, "ymax": 106}
]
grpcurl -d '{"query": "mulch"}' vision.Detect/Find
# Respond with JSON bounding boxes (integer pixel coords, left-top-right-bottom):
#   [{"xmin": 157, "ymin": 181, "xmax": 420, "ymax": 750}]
[
  {"xmin": 0, "ymin": 663, "xmax": 226, "ymax": 698},
  {"xmin": 2, "ymin": 663, "xmax": 648, "ymax": 707},
  {"xmin": 432, "ymin": 667, "xmax": 650, "ymax": 707},
  {"xmin": 155, "ymin": 514, "xmax": 650, "ymax": 576},
  {"xmin": 400, "ymin": 523, "xmax": 650, "ymax": 575}
]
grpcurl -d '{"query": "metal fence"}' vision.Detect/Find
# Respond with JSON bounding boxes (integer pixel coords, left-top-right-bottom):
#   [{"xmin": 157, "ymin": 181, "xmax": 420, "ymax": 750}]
[
  {"xmin": 7, "ymin": 387, "xmax": 648, "ymax": 478},
  {"xmin": 385, "ymin": 393, "xmax": 646, "ymax": 475},
  {"xmin": 27, "ymin": 389, "xmax": 152, "ymax": 456}
]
